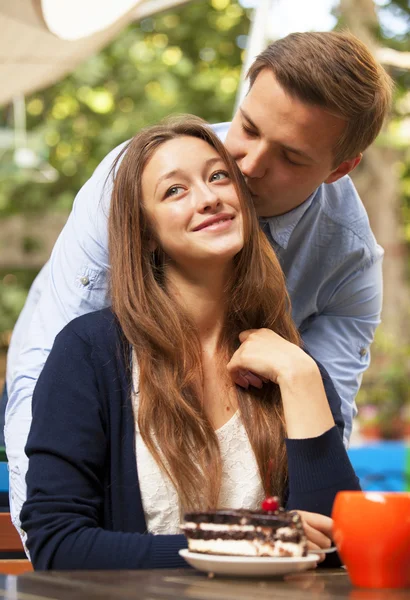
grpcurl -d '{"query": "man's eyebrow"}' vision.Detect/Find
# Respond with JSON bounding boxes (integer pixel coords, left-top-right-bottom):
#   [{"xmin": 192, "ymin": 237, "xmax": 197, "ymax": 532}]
[
  {"xmin": 240, "ymin": 108, "xmax": 259, "ymax": 132},
  {"xmin": 240, "ymin": 108, "xmax": 316, "ymax": 164},
  {"xmin": 154, "ymin": 157, "xmax": 223, "ymax": 195},
  {"xmin": 280, "ymin": 143, "xmax": 316, "ymax": 163}
]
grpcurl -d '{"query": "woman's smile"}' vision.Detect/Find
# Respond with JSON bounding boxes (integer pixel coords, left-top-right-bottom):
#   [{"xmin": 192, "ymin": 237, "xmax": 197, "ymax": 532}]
[{"xmin": 192, "ymin": 213, "xmax": 235, "ymax": 232}]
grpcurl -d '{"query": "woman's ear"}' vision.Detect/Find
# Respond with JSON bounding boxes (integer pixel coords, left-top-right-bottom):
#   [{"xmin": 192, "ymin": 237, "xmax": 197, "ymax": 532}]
[{"xmin": 148, "ymin": 237, "xmax": 158, "ymax": 252}]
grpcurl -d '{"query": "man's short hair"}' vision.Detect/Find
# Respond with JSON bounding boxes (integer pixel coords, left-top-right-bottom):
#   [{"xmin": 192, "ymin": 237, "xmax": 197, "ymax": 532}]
[{"xmin": 248, "ymin": 31, "xmax": 393, "ymax": 166}]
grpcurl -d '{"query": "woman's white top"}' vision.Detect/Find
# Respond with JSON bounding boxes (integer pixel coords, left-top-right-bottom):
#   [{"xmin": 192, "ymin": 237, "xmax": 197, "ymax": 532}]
[{"xmin": 133, "ymin": 360, "xmax": 264, "ymax": 535}]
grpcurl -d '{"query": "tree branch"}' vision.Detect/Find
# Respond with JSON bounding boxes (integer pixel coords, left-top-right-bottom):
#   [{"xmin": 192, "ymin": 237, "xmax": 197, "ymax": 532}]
[{"xmin": 376, "ymin": 47, "xmax": 410, "ymax": 71}]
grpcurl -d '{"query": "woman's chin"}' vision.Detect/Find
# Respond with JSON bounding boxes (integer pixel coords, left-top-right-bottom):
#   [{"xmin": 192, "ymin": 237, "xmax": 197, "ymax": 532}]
[
  {"xmin": 200, "ymin": 238, "xmax": 244, "ymax": 260},
  {"xmin": 201, "ymin": 247, "xmax": 242, "ymax": 265},
  {"xmin": 166, "ymin": 240, "xmax": 244, "ymax": 273}
]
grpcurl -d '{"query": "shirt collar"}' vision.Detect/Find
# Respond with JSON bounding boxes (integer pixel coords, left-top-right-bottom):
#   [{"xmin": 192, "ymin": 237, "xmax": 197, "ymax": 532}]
[{"xmin": 259, "ymin": 188, "xmax": 318, "ymax": 250}]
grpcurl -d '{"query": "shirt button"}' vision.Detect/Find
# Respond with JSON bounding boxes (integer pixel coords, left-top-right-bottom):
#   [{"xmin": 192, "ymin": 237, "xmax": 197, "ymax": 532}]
[
  {"xmin": 80, "ymin": 276, "xmax": 90, "ymax": 286},
  {"xmin": 359, "ymin": 347, "xmax": 367, "ymax": 357}
]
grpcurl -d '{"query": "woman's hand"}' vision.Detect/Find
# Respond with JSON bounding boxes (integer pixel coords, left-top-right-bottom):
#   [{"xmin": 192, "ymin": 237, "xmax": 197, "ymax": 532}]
[
  {"xmin": 295, "ymin": 510, "xmax": 334, "ymax": 562},
  {"xmin": 227, "ymin": 328, "xmax": 335, "ymax": 439},
  {"xmin": 227, "ymin": 328, "xmax": 314, "ymax": 389}
]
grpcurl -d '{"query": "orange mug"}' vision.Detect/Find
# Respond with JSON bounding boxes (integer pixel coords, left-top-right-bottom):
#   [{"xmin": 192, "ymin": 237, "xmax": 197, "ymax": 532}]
[{"xmin": 332, "ymin": 491, "xmax": 410, "ymax": 589}]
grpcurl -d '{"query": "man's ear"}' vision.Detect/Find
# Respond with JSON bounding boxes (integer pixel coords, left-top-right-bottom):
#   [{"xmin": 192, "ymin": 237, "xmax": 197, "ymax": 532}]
[{"xmin": 325, "ymin": 154, "xmax": 362, "ymax": 184}]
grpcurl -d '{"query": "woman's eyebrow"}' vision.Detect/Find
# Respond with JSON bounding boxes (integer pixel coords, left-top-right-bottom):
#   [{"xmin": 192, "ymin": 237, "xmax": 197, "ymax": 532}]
[{"xmin": 155, "ymin": 170, "xmax": 179, "ymax": 195}]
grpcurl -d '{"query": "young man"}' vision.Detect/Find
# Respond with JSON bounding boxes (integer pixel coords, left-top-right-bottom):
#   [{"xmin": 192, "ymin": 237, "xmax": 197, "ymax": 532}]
[{"xmin": 5, "ymin": 31, "xmax": 391, "ymax": 539}]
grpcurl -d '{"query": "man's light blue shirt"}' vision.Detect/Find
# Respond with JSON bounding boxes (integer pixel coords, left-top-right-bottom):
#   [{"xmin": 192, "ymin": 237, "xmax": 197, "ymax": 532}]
[{"xmin": 5, "ymin": 122, "xmax": 383, "ymax": 536}]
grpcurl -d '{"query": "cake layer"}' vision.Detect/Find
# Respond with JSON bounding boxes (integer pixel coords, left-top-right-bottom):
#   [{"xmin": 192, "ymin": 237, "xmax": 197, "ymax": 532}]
[
  {"xmin": 181, "ymin": 508, "xmax": 308, "ymax": 558},
  {"xmin": 183, "ymin": 508, "xmax": 300, "ymax": 529},
  {"xmin": 183, "ymin": 522, "xmax": 302, "ymax": 543}
]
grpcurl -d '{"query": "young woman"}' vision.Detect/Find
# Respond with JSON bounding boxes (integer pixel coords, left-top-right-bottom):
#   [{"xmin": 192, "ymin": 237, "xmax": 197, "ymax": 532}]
[{"xmin": 21, "ymin": 116, "xmax": 360, "ymax": 570}]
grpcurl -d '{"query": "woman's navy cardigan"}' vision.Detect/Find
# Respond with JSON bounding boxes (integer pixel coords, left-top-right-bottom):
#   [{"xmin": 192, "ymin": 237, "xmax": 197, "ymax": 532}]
[{"xmin": 20, "ymin": 308, "xmax": 360, "ymax": 570}]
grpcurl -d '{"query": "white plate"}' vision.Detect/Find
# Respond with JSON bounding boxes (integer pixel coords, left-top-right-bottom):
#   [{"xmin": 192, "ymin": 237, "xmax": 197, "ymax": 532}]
[
  {"xmin": 309, "ymin": 545, "xmax": 337, "ymax": 555},
  {"xmin": 179, "ymin": 549, "xmax": 320, "ymax": 577}
]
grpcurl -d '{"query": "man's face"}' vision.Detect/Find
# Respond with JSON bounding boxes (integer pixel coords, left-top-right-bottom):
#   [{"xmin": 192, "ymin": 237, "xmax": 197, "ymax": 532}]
[{"xmin": 225, "ymin": 69, "xmax": 353, "ymax": 218}]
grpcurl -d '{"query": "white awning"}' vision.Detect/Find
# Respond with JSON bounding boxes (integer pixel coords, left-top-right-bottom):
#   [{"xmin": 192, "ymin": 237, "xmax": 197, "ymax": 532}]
[{"xmin": 0, "ymin": 0, "xmax": 190, "ymax": 106}]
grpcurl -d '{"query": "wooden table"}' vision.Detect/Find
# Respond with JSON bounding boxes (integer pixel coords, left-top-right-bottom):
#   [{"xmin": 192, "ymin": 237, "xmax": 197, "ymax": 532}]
[{"xmin": 0, "ymin": 569, "xmax": 409, "ymax": 600}]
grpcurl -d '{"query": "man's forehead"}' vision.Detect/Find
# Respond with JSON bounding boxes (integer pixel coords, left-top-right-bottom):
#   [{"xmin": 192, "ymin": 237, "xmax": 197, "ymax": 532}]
[
  {"xmin": 239, "ymin": 80, "xmax": 345, "ymax": 162},
  {"xmin": 238, "ymin": 106, "xmax": 321, "ymax": 165}
]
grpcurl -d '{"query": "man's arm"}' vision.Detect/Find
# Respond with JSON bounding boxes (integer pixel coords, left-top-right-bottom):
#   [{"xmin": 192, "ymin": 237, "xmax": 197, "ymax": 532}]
[
  {"xmin": 5, "ymin": 142, "xmax": 128, "ymax": 538},
  {"xmin": 300, "ymin": 256, "xmax": 383, "ymax": 446}
]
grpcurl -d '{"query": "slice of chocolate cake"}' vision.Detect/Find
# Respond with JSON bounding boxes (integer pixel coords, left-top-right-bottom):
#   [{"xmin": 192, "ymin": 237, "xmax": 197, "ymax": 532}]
[{"xmin": 181, "ymin": 508, "xmax": 308, "ymax": 558}]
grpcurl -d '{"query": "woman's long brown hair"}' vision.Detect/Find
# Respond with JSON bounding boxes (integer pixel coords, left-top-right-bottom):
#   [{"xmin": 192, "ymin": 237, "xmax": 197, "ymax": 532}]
[{"xmin": 108, "ymin": 115, "xmax": 300, "ymax": 510}]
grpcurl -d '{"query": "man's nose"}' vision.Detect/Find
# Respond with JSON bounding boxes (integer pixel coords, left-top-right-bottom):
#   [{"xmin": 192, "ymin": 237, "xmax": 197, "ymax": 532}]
[{"xmin": 239, "ymin": 144, "xmax": 268, "ymax": 179}]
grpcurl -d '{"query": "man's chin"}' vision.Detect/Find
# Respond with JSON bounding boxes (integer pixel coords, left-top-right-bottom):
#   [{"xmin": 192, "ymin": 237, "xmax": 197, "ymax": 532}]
[
  {"xmin": 250, "ymin": 191, "xmax": 288, "ymax": 217},
  {"xmin": 250, "ymin": 194, "xmax": 270, "ymax": 217}
]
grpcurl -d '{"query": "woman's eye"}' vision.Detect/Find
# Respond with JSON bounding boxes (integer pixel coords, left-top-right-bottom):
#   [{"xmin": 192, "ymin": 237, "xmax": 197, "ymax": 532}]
[
  {"xmin": 210, "ymin": 170, "xmax": 229, "ymax": 182},
  {"xmin": 165, "ymin": 185, "xmax": 184, "ymax": 198}
]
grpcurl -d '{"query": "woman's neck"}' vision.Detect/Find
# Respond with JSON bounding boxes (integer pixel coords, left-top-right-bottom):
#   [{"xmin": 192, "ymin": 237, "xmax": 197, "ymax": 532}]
[{"xmin": 165, "ymin": 263, "xmax": 231, "ymax": 351}]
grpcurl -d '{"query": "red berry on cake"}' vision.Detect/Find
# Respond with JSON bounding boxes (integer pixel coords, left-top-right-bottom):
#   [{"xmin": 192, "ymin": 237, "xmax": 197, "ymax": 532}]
[{"xmin": 261, "ymin": 496, "xmax": 279, "ymax": 512}]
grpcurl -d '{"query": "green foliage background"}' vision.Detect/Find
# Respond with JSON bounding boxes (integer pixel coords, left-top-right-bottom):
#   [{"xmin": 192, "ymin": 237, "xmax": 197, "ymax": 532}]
[
  {"xmin": 0, "ymin": 0, "xmax": 409, "ymax": 348},
  {"xmin": 373, "ymin": 0, "xmax": 410, "ymax": 253},
  {"xmin": 0, "ymin": 0, "xmax": 250, "ymax": 339}
]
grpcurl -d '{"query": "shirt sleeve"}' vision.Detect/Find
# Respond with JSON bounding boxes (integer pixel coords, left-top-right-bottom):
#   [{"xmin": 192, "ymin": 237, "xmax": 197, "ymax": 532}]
[
  {"xmin": 285, "ymin": 427, "xmax": 361, "ymax": 515},
  {"xmin": 20, "ymin": 324, "xmax": 187, "ymax": 571},
  {"xmin": 5, "ymin": 142, "xmax": 128, "ymax": 537},
  {"xmin": 283, "ymin": 356, "xmax": 358, "ymax": 508},
  {"xmin": 300, "ymin": 256, "xmax": 383, "ymax": 446}
]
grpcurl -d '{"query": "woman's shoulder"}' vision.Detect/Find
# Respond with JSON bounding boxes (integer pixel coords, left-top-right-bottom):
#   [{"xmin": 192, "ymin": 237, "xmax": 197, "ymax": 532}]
[{"xmin": 57, "ymin": 308, "xmax": 122, "ymax": 349}]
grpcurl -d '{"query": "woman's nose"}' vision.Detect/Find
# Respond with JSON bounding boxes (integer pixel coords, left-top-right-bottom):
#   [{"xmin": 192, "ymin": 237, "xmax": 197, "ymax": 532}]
[{"xmin": 198, "ymin": 186, "xmax": 221, "ymax": 212}]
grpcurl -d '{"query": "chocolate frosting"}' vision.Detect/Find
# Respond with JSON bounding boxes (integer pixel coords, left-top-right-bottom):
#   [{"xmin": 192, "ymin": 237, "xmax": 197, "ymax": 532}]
[{"xmin": 183, "ymin": 508, "xmax": 303, "ymax": 530}]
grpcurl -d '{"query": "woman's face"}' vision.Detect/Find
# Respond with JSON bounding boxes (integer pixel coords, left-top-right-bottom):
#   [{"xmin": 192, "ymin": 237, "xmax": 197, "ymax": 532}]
[{"xmin": 141, "ymin": 136, "xmax": 244, "ymax": 267}]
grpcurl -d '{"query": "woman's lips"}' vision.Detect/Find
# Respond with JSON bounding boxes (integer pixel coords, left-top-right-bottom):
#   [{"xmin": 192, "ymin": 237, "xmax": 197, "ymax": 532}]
[{"xmin": 193, "ymin": 215, "xmax": 234, "ymax": 232}]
